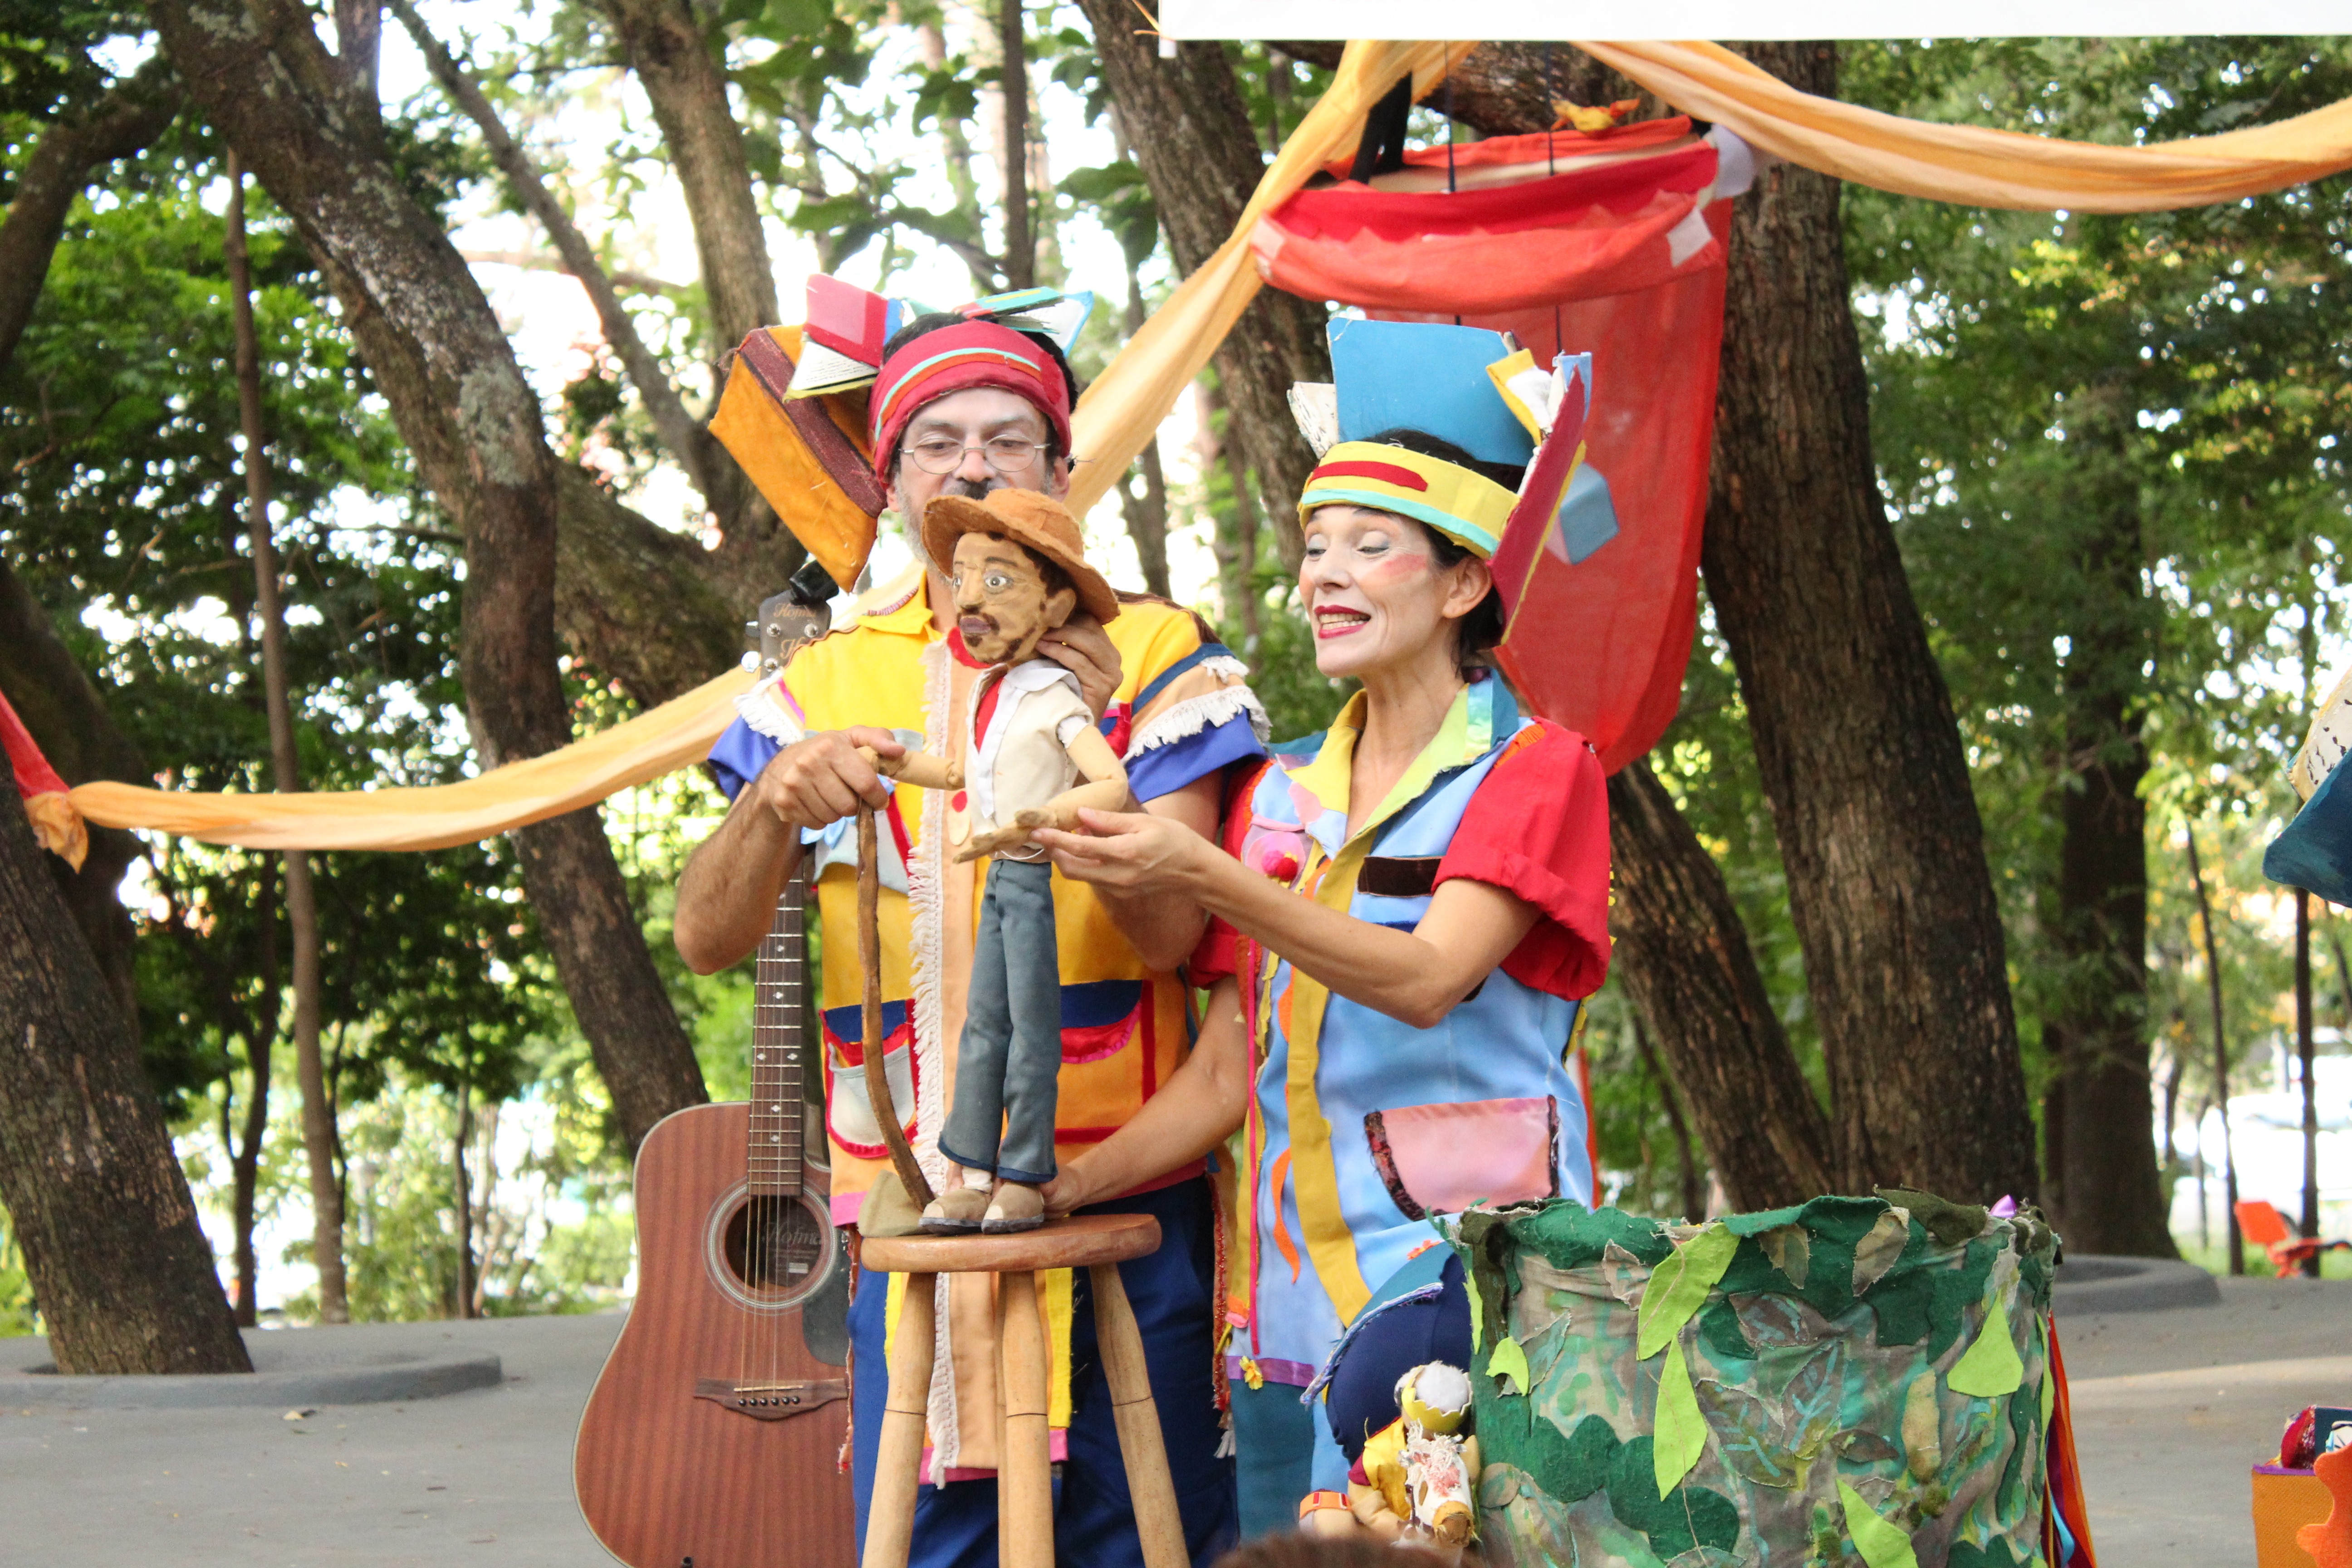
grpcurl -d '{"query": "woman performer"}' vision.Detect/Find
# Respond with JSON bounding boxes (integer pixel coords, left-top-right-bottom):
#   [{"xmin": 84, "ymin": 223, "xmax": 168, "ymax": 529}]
[{"xmin": 1033, "ymin": 410, "xmax": 1612, "ymax": 1537}]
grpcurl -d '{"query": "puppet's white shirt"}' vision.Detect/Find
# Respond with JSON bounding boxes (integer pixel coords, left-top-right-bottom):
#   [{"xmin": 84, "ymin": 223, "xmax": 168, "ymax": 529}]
[{"xmin": 962, "ymin": 658, "xmax": 1090, "ymax": 838}]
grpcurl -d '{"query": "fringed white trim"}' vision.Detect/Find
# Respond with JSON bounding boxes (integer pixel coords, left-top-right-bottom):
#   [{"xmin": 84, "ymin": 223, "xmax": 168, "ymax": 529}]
[
  {"xmin": 1198, "ymin": 654, "xmax": 1251, "ymax": 681},
  {"xmin": 732, "ymin": 679, "xmax": 805, "ymax": 746},
  {"xmin": 1131, "ymin": 686, "xmax": 1271, "ymax": 753},
  {"xmin": 907, "ymin": 635, "xmax": 958, "ymax": 1476}
]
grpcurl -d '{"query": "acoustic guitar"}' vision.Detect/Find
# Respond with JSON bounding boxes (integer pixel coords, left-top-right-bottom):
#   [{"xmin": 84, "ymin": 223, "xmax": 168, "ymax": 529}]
[{"xmin": 576, "ymin": 568, "xmax": 858, "ymax": 1567}]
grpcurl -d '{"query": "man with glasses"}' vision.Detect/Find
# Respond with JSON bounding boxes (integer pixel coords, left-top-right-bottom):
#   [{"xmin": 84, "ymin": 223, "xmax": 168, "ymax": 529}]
[{"xmin": 677, "ymin": 293, "xmax": 1264, "ymax": 1567}]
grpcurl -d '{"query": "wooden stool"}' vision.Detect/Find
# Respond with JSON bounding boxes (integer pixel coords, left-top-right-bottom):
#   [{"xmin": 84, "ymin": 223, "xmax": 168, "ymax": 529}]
[{"xmin": 858, "ymin": 1212, "xmax": 1186, "ymax": 1568}]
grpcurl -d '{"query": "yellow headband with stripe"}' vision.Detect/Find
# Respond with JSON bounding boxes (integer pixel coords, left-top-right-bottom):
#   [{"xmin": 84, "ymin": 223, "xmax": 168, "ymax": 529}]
[{"xmin": 1297, "ymin": 442, "xmax": 1516, "ymax": 560}]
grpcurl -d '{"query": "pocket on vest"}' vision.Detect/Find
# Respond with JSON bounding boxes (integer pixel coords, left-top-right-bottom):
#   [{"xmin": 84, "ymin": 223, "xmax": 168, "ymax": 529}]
[{"xmin": 1364, "ymin": 1096, "xmax": 1560, "ymax": 1220}]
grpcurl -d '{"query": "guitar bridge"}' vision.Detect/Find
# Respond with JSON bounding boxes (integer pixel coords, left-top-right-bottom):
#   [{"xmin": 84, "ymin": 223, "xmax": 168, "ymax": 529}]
[{"xmin": 692, "ymin": 1377, "xmax": 848, "ymax": 1421}]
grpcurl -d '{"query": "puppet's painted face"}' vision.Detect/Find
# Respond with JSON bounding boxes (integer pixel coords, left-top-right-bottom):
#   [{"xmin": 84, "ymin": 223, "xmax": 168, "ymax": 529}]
[{"xmin": 950, "ymin": 530, "xmax": 1074, "ymax": 666}]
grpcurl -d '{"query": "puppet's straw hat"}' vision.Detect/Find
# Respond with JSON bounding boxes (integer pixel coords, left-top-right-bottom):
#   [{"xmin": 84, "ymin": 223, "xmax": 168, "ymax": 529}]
[{"xmin": 922, "ymin": 490, "xmax": 1120, "ymax": 626}]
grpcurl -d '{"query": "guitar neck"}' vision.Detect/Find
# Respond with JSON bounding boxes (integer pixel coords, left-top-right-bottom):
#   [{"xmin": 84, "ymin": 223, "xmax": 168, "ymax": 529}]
[{"xmin": 749, "ymin": 866, "xmax": 811, "ymax": 1197}]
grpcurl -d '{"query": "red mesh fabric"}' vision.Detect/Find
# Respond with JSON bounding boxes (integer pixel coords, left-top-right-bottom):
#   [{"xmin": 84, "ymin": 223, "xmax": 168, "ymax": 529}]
[{"xmin": 1254, "ymin": 139, "xmax": 1730, "ymax": 773}]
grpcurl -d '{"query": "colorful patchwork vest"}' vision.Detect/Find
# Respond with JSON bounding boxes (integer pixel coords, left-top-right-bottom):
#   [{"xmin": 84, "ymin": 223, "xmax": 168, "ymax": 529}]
[{"xmin": 1229, "ymin": 674, "xmax": 1595, "ymax": 1391}]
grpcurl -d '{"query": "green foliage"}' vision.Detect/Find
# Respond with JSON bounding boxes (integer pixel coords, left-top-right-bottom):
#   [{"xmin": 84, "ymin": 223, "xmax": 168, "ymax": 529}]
[
  {"xmin": 0, "ymin": 1203, "xmax": 36, "ymax": 1336},
  {"xmin": 1058, "ymin": 159, "xmax": 1156, "ymax": 269},
  {"xmin": 1843, "ymin": 37, "xmax": 2352, "ymax": 1132},
  {"xmin": 0, "ymin": 0, "xmax": 148, "ymax": 128}
]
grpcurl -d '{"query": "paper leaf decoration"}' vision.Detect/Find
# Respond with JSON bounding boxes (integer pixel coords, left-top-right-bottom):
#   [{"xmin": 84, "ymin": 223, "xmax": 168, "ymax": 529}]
[
  {"xmin": 1838, "ymin": 1480, "xmax": 1921, "ymax": 1568},
  {"xmin": 1946, "ymin": 1294, "xmax": 2024, "ymax": 1397},
  {"xmin": 1487, "ymin": 1334, "xmax": 1530, "ymax": 1396},
  {"xmin": 1652, "ymin": 1336, "xmax": 1706, "ymax": 1498},
  {"xmin": 1637, "ymin": 1221, "xmax": 1737, "ymax": 1359}
]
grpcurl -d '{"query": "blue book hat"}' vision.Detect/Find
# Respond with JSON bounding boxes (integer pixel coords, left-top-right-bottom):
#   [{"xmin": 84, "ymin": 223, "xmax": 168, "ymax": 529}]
[{"xmin": 1326, "ymin": 318, "xmax": 1538, "ymax": 468}]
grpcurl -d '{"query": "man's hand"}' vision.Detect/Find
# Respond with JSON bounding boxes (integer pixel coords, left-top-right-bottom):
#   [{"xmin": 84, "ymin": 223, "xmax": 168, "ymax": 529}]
[
  {"xmin": 1035, "ymin": 612, "xmax": 1122, "ymax": 717},
  {"xmin": 752, "ymin": 726, "xmax": 906, "ymax": 834}
]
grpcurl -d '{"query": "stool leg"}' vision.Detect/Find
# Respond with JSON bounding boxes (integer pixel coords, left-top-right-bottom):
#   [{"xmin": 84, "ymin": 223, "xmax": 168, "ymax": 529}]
[
  {"xmin": 1090, "ymin": 1261, "xmax": 1189, "ymax": 1568},
  {"xmin": 996, "ymin": 1269, "xmax": 1055, "ymax": 1568},
  {"xmin": 862, "ymin": 1272, "xmax": 937, "ymax": 1568}
]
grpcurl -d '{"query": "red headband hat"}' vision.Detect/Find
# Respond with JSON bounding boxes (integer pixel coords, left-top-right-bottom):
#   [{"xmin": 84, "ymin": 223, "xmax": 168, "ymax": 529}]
[{"xmin": 868, "ymin": 314, "xmax": 1074, "ymax": 466}]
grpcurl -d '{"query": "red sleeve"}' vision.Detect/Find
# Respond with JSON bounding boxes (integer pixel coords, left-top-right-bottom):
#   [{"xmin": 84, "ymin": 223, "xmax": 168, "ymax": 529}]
[
  {"xmin": 1435, "ymin": 720, "xmax": 1611, "ymax": 1000},
  {"xmin": 1186, "ymin": 760, "xmax": 1273, "ymax": 986}
]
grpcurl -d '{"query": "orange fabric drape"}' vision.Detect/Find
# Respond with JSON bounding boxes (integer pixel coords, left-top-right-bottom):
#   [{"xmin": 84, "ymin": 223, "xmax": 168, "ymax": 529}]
[
  {"xmin": 69, "ymin": 670, "xmax": 751, "ymax": 852},
  {"xmin": 1580, "ymin": 39, "xmax": 2352, "ymax": 213}
]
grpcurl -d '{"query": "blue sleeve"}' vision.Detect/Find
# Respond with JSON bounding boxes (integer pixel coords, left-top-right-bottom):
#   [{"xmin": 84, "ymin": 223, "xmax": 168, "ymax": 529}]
[
  {"xmin": 708, "ymin": 715, "xmax": 783, "ymax": 802},
  {"xmin": 1125, "ymin": 710, "xmax": 1265, "ymax": 805}
]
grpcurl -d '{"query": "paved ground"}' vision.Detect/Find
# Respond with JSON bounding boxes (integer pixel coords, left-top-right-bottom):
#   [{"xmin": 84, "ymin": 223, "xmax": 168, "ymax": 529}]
[
  {"xmin": 2058, "ymin": 1274, "xmax": 2351, "ymax": 1567},
  {"xmin": 1, "ymin": 1277, "xmax": 2344, "ymax": 1565},
  {"xmin": 0, "ymin": 1313, "xmax": 624, "ymax": 1567}
]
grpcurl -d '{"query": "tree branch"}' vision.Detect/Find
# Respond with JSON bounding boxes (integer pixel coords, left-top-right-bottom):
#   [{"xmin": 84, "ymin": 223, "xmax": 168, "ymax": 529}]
[
  {"xmin": 0, "ymin": 55, "xmax": 182, "ymax": 375},
  {"xmin": 389, "ymin": 0, "xmax": 714, "ymax": 502},
  {"xmin": 457, "ymin": 249, "xmax": 686, "ymax": 296}
]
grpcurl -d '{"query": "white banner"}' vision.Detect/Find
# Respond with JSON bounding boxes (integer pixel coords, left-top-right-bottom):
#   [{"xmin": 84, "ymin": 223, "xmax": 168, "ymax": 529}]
[{"xmin": 1156, "ymin": 1, "xmax": 2350, "ymax": 40}]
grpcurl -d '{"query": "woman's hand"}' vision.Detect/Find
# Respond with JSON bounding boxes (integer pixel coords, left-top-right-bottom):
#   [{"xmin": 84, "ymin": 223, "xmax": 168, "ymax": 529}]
[
  {"xmin": 1031, "ymin": 807, "xmax": 1209, "ymax": 894},
  {"xmin": 1039, "ymin": 1157, "xmax": 1097, "ymax": 1218}
]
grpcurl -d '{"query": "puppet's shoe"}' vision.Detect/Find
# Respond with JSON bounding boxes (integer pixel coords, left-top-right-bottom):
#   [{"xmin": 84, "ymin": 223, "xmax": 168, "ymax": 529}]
[
  {"xmin": 980, "ymin": 1182, "xmax": 1046, "ymax": 1234},
  {"xmin": 918, "ymin": 1185, "xmax": 990, "ymax": 1234}
]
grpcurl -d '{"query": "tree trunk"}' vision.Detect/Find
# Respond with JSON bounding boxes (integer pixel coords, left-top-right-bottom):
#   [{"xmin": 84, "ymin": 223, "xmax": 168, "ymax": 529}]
[
  {"xmin": 227, "ymin": 1017, "xmax": 268, "ymax": 1328},
  {"xmin": 1693, "ymin": 42, "xmax": 2033, "ymax": 1204},
  {"xmin": 224, "ymin": 154, "xmax": 350, "ymax": 1320},
  {"xmin": 0, "ymin": 750, "xmax": 250, "ymax": 1373},
  {"xmin": 0, "ymin": 558, "xmax": 148, "ymax": 1020},
  {"xmin": 2038, "ymin": 471, "xmax": 2173, "ymax": 1254},
  {"xmin": 470, "ymin": 1099, "xmax": 500, "ymax": 1316},
  {"xmin": 2296, "ymin": 889, "xmax": 2319, "ymax": 1272},
  {"xmin": 593, "ymin": 0, "xmax": 804, "ymax": 595},
  {"xmin": 0, "ymin": 55, "xmax": 181, "ymax": 376},
  {"xmin": 452, "ymin": 1078, "xmax": 476, "ymax": 1318},
  {"xmin": 554, "ymin": 466, "xmax": 742, "ymax": 707},
  {"xmin": 1075, "ymin": 4, "xmax": 1327, "ymax": 568},
  {"xmin": 1632, "ymin": 1014, "xmax": 1706, "ymax": 1223},
  {"xmin": 2185, "ymin": 828, "xmax": 2243, "ymax": 1274},
  {"xmin": 1199, "ymin": 382, "xmax": 1262, "ymax": 645},
  {"xmin": 1607, "ymin": 758, "xmax": 1836, "ymax": 1209},
  {"xmin": 997, "ymin": 0, "xmax": 1033, "ymax": 291},
  {"xmin": 151, "ymin": 0, "xmax": 707, "ymax": 1156}
]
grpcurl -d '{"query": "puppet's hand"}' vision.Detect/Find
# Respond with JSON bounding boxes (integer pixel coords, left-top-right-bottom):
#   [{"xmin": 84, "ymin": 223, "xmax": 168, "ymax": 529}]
[
  {"xmin": 954, "ymin": 823, "xmax": 1036, "ymax": 862},
  {"xmin": 1013, "ymin": 805, "xmax": 1065, "ymax": 831}
]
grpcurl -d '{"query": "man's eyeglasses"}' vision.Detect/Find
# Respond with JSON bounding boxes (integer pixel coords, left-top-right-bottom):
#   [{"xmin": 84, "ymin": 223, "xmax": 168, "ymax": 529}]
[{"xmin": 904, "ymin": 434, "xmax": 1045, "ymax": 475}]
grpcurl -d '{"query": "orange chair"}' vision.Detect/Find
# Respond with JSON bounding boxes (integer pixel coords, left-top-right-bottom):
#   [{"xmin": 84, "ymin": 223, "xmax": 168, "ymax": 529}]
[{"xmin": 2235, "ymin": 1200, "xmax": 2352, "ymax": 1273}]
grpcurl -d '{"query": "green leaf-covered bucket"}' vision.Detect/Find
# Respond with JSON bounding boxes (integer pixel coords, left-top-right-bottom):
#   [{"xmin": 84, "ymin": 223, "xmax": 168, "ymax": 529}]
[{"xmin": 1450, "ymin": 1190, "xmax": 2057, "ymax": 1568}]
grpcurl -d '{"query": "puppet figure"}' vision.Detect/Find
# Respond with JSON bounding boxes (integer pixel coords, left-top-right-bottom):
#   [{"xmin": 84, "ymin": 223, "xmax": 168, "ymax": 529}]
[
  {"xmin": 1343, "ymin": 1362, "xmax": 1480, "ymax": 1547},
  {"xmin": 873, "ymin": 489, "xmax": 1129, "ymax": 1235}
]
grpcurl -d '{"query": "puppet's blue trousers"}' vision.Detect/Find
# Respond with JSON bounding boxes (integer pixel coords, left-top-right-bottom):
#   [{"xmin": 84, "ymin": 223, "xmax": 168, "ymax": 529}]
[{"xmin": 939, "ymin": 855, "xmax": 1061, "ymax": 1185}]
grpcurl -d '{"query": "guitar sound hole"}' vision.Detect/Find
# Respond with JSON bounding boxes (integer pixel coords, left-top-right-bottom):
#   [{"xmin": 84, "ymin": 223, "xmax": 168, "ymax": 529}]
[{"xmin": 723, "ymin": 1196, "xmax": 826, "ymax": 1293}]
